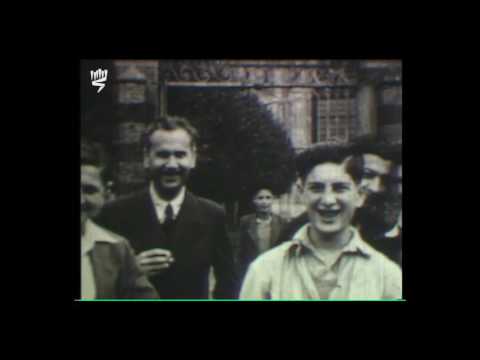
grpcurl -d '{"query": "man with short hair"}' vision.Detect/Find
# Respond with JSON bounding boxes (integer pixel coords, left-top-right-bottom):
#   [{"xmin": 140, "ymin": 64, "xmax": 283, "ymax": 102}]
[
  {"xmin": 368, "ymin": 152, "xmax": 402, "ymax": 266},
  {"xmin": 238, "ymin": 187, "xmax": 287, "ymax": 281},
  {"xmin": 97, "ymin": 116, "xmax": 237, "ymax": 299},
  {"xmin": 277, "ymin": 140, "xmax": 400, "ymax": 256},
  {"xmin": 80, "ymin": 139, "xmax": 158, "ymax": 299},
  {"xmin": 240, "ymin": 145, "xmax": 402, "ymax": 299}
]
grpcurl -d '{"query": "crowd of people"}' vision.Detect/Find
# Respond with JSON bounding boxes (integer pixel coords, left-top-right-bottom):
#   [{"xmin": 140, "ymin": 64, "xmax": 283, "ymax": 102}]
[{"xmin": 80, "ymin": 115, "xmax": 402, "ymax": 300}]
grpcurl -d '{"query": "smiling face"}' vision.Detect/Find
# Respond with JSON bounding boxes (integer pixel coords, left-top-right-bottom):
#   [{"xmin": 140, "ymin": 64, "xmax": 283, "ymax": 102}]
[
  {"xmin": 301, "ymin": 162, "xmax": 365, "ymax": 240},
  {"xmin": 361, "ymin": 153, "xmax": 393, "ymax": 195},
  {"xmin": 144, "ymin": 128, "xmax": 197, "ymax": 199},
  {"xmin": 81, "ymin": 165, "xmax": 106, "ymax": 228},
  {"xmin": 252, "ymin": 189, "xmax": 274, "ymax": 215}
]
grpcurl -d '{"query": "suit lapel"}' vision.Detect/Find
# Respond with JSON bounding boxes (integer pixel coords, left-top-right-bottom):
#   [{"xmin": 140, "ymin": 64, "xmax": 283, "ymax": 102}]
[
  {"xmin": 135, "ymin": 190, "xmax": 170, "ymax": 251},
  {"xmin": 90, "ymin": 244, "xmax": 116, "ymax": 299},
  {"xmin": 170, "ymin": 192, "xmax": 203, "ymax": 257},
  {"xmin": 270, "ymin": 215, "xmax": 280, "ymax": 247},
  {"xmin": 247, "ymin": 215, "xmax": 260, "ymax": 251},
  {"xmin": 139, "ymin": 190, "xmax": 162, "ymax": 228}
]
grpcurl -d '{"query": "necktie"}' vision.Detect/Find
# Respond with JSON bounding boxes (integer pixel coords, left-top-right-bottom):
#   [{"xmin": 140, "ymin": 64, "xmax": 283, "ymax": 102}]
[
  {"xmin": 163, "ymin": 203, "xmax": 175, "ymax": 240},
  {"xmin": 165, "ymin": 203, "xmax": 174, "ymax": 224}
]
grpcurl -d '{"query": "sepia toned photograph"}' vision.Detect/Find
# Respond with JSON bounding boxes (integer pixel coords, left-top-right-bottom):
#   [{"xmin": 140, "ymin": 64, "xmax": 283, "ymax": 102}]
[{"xmin": 80, "ymin": 59, "xmax": 402, "ymax": 301}]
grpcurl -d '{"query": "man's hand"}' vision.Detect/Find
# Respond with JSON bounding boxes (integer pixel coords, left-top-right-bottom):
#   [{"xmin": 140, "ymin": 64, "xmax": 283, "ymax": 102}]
[{"xmin": 137, "ymin": 248, "xmax": 175, "ymax": 277}]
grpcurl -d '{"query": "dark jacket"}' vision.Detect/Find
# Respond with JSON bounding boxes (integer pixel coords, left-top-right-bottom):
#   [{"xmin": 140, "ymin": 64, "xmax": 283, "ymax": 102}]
[
  {"xmin": 367, "ymin": 229, "xmax": 402, "ymax": 267},
  {"xmin": 238, "ymin": 213, "xmax": 287, "ymax": 279},
  {"xmin": 87, "ymin": 222, "xmax": 159, "ymax": 299},
  {"xmin": 96, "ymin": 189, "xmax": 238, "ymax": 299}
]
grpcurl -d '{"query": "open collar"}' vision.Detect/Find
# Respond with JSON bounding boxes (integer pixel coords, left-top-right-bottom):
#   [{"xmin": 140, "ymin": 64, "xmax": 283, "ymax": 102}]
[
  {"xmin": 288, "ymin": 224, "xmax": 372, "ymax": 259},
  {"xmin": 81, "ymin": 219, "xmax": 118, "ymax": 256}
]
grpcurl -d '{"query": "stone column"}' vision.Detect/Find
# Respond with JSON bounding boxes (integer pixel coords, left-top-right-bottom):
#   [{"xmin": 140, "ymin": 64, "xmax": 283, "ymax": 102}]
[{"xmin": 356, "ymin": 84, "xmax": 378, "ymax": 138}]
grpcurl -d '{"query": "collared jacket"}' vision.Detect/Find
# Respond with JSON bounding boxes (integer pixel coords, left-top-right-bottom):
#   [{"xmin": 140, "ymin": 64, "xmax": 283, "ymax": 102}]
[
  {"xmin": 96, "ymin": 189, "xmax": 238, "ymax": 299},
  {"xmin": 84, "ymin": 221, "xmax": 159, "ymax": 299},
  {"xmin": 238, "ymin": 213, "xmax": 287, "ymax": 280}
]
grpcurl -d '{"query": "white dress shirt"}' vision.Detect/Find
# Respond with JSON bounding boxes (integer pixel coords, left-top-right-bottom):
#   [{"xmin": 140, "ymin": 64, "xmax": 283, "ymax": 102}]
[{"xmin": 149, "ymin": 182, "xmax": 186, "ymax": 224}]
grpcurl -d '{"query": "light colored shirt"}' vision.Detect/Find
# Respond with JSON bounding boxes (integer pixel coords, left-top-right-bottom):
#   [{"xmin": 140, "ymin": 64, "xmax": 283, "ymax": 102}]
[
  {"xmin": 81, "ymin": 219, "xmax": 118, "ymax": 299},
  {"xmin": 149, "ymin": 182, "xmax": 186, "ymax": 224},
  {"xmin": 240, "ymin": 224, "xmax": 402, "ymax": 300}
]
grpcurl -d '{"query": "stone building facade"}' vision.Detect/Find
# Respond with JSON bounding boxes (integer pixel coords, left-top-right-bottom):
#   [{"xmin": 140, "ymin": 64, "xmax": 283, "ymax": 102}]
[{"xmin": 108, "ymin": 59, "xmax": 402, "ymax": 219}]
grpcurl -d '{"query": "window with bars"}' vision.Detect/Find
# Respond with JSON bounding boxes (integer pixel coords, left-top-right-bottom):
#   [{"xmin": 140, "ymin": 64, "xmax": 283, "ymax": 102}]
[{"xmin": 314, "ymin": 87, "xmax": 358, "ymax": 143}]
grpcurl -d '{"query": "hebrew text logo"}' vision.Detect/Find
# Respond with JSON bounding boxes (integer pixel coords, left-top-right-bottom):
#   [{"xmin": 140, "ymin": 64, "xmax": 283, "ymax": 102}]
[{"xmin": 90, "ymin": 68, "xmax": 108, "ymax": 93}]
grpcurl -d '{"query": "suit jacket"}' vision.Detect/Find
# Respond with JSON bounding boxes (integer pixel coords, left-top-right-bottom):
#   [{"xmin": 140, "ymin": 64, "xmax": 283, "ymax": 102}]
[
  {"xmin": 86, "ymin": 222, "xmax": 159, "ymax": 299},
  {"xmin": 238, "ymin": 213, "xmax": 287, "ymax": 279},
  {"xmin": 367, "ymin": 229, "xmax": 402, "ymax": 267},
  {"xmin": 96, "ymin": 189, "xmax": 238, "ymax": 299}
]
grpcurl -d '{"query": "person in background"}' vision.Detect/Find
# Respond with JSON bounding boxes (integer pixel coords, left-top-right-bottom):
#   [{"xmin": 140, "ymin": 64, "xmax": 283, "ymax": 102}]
[
  {"xmin": 367, "ymin": 148, "xmax": 402, "ymax": 266},
  {"xmin": 80, "ymin": 139, "xmax": 158, "ymax": 299},
  {"xmin": 238, "ymin": 187, "xmax": 287, "ymax": 281}
]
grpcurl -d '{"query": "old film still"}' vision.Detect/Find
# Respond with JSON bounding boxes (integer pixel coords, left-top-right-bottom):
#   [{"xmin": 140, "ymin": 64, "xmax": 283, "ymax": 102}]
[{"xmin": 80, "ymin": 60, "xmax": 403, "ymax": 301}]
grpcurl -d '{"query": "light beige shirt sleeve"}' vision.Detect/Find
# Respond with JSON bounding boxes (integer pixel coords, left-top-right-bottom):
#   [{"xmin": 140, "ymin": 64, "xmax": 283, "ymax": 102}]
[
  {"xmin": 382, "ymin": 257, "xmax": 403, "ymax": 299},
  {"xmin": 240, "ymin": 258, "xmax": 271, "ymax": 299}
]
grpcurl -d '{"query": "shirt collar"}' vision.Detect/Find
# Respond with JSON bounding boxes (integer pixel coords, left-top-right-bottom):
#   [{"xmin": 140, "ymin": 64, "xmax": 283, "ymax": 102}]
[
  {"xmin": 384, "ymin": 224, "xmax": 401, "ymax": 238},
  {"xmin": 149, "ymin": 182, "xmax": 186, "ymax": 216},
  {"xmin": 385, "ymin": 212, "xmax": 402, "ymax": 238},
  {"xmin": 81, "ymin": 219, "xmax": 118, "ymax": 256},
  {"xmin": 288, "ymin": 224, "xmax": 372, "ymax": 258},
  {"xmin": 255, "ymin": 214, "xmax": 272, "ymax": 224}
]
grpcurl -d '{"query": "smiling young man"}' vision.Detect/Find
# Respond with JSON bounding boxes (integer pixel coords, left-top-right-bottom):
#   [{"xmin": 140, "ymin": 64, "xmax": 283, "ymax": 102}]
[
  {"xmin": 239, "ymin": 145, "xmax": 402, "ymax": 300},
  {"xmin": 277, "ymin": 140, "xmax": 400, "ymax": 257},
  {"xmin": 96, "ymin": 116, "xmax": 237, "ymax": 299},
  {"xmin": 80, "ymin": 139, "xmax": 158, "ymax": 299}
]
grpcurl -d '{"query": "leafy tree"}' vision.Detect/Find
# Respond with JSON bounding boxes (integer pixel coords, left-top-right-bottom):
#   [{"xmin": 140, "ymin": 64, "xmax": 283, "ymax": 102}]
[{"xmin": 167, "ymin": 87, "xmax": 297, "ymax": 211}]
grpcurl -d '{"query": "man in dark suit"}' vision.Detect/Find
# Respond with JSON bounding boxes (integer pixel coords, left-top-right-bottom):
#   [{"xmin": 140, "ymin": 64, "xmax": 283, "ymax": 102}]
[
  {"xmin": 365, "ymin": 154, "xmax": 402, "ymax": 266},
  {"xmin": 96, "ymin": 116, "xmax": 237, "ymax": 299},
  {"xmin": 81, "ymin": 139, "xmax": 158, "ymax": 299},
  {"xmin": 238, "ymin": 188, "xmax": 287, "ymax": 280}
]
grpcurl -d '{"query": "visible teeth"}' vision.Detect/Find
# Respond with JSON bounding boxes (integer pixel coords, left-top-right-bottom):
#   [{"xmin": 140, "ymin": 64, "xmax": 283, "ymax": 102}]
[{"xmin": 319, "ymin": 210, "xmax": 340, "ymax": 217}]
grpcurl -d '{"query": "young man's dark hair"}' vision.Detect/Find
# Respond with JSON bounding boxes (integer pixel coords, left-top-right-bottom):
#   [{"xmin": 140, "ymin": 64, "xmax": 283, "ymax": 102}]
[
  {"xmin": 296, "ymin": 144, "xmax": 364, "ymax": 184},
  {"xmin": 351, "ymin": 136, "xmax": 397, "ymax": 163},
  {"xmin": 142, "ymin": 116, "xmax": 199, "ymax": 151}
]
